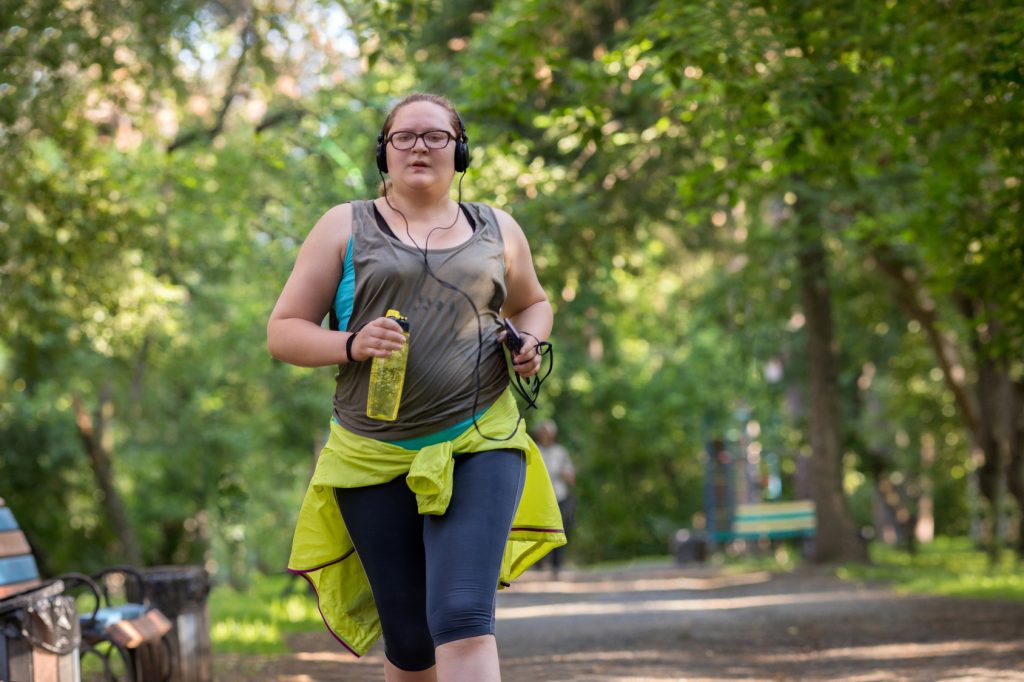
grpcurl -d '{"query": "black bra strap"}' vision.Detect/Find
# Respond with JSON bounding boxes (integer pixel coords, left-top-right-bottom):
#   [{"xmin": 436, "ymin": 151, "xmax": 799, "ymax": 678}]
[{"xmin": 372, "ymin": 202, "xmax": 476, "ymax": 240}]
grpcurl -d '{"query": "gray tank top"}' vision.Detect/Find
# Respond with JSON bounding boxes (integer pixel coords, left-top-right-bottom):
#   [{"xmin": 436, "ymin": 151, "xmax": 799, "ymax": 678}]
[{"xmin": 331, "ymin": 199, "xmax": 510, "ymax": 440}]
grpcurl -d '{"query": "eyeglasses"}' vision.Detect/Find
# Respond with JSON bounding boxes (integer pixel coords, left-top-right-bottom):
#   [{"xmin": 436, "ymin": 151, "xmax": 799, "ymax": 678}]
[{"xmin": 387, "ymin": 130, "xmax": 456, "ymax": 150}]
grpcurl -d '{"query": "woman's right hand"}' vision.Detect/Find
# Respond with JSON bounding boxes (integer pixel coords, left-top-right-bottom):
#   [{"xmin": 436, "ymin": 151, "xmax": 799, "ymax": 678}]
[{"xmin": 349, "ymin": 317, "xmax": 407, "ymax": 362}]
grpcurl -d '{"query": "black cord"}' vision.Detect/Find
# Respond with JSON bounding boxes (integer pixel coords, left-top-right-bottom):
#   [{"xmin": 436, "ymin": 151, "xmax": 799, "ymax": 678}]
[
  {"xmin": 378, "ymin": 170, "xmax": 552, "ymax": 441},
  {"xmin": 511, "ymin": 331, "xmax": 554, "ymax": 410}
]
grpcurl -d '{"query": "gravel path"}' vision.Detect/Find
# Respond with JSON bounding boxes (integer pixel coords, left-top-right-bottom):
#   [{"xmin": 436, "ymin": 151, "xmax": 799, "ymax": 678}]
[{"xmin": 216, "ymin": 565, "xmax": 1024, "ymax": 681}]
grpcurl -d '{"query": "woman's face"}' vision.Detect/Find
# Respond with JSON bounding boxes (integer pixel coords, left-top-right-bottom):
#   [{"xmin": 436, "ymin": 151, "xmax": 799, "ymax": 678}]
[{"xmin": 385, "ymin": 101, "xmax": 458, "ymax": 190}]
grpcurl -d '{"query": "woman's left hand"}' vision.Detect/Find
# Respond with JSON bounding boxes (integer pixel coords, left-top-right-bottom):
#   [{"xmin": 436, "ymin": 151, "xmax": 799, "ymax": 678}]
[{"xmin": 500, "ymin": 332, "xmax": 542, "ymax": 377}]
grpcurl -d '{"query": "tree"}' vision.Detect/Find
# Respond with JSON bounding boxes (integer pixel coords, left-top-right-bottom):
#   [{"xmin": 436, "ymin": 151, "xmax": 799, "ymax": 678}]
[
  {"xmin": 0, "ymin": 0, "xmax": 380, "ymax": 574},
  {"xmin": 847, "ymin": 0, "xmax": 1024, "ymax": 557}
]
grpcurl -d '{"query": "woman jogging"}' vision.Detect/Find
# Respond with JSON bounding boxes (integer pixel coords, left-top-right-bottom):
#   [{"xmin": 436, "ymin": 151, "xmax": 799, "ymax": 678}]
[{"xmin": 268, "ymin": 92, "xmax": 565, "ymax": 682}]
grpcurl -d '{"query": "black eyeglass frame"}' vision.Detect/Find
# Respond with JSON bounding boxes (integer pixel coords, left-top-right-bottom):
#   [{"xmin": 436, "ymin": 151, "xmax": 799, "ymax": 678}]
[{"xmin": 386, "ymin": 130, "xmax": 457, "ymax": 151}]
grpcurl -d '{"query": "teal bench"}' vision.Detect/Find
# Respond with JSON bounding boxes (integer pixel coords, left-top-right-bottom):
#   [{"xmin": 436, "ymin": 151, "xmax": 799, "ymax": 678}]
[{"xmin": 731, "ymin": 500, "xmax": 817, "ymax": 539}]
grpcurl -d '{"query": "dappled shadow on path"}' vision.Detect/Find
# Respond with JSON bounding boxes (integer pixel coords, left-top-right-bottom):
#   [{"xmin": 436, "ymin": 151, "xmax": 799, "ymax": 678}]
[{"xmin": 215, "ymin": 566, "xmax": 1024, "ymax": 681}]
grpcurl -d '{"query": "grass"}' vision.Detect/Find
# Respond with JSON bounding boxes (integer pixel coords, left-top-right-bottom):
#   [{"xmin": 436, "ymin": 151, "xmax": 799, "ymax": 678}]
[
  {"xmin": 837, "ymin": 536, "xmax": 1024, "ymax": 602},
  {"xmin": 209, "ymin": 573, "xmax": 324, "ymax": 654}
]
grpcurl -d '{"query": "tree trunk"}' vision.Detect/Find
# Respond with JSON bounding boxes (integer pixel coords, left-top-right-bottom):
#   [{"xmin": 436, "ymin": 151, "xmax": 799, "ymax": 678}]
[
  {"xmin": 1009, "ymin": 381, "xmax": 1024, "ymax": 559},
  {"xmin": 973, "ymin": 358, "xmax": 1006, "ymax": 560},
  {"xmin": 870, "ymin": 249, "xmax": 1020, "ymax": 555},
  {"xmin": 72, "ymin": 386, "xmax": 143, "ymax": 565},
  {"xmin": 915, "ymin": 432, "xmax": 936, "ymax": 545},
  {"xmin": 870, "ymin": 246, "xmax": 979, "ymax": 432},
  {"xmin": 960, "ymin": 298, "xmax": 1014, "ymax": 562},
  {"xmin": 796, "ymin": 215, "xmax": 867, "ymax": 563}
]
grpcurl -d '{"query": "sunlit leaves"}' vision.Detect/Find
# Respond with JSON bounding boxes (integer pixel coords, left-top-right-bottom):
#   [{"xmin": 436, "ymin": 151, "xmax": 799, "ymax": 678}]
[{"xmin": 3, "ymin": 0, "xmax": 1020, "ymax": 570}]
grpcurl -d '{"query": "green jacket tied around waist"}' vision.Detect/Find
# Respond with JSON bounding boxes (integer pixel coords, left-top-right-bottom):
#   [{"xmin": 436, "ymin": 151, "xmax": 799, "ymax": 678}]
[{"xmin": 287, "ymin": 388, "xmax": 567, "ymax": 656}]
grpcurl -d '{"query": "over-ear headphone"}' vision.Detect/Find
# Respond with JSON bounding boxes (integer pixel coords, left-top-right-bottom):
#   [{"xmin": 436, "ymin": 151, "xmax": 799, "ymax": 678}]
[{"xmin": 376, "ymin": 111, "xmax": 471, "ymax": 174}]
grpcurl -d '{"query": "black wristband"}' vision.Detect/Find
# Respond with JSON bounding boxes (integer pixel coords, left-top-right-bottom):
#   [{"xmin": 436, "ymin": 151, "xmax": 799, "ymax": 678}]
[{"xmin": 345, "ymin": 332, "xmax": 359, "ymax": 363}]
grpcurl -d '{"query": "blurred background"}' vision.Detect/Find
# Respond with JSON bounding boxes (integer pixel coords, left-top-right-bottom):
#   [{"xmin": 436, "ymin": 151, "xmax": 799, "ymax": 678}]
[{"xmin": 2, "ymin": 0, "xmax": 1022, "ymax": 650}]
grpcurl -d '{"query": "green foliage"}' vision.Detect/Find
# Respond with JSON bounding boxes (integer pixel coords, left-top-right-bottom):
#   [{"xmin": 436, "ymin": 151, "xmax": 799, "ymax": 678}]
[
  {"xmin": 838, "ymin": 537, "xmax": 1024, "ymax": 602},
  {"xmin": 2, "ymin": 0, "xmax": 1021, "ymax": 577},
  {"xmin": 351, "ymin": 0, "xmax": 1024, "ymax": 561},
  {"xmin": 1, "ymin": 0, "xmax": 386, "ymax": 579},
  {"xmin": 0, "ymin": 388, "xmax": 114, "ymax": 572}
]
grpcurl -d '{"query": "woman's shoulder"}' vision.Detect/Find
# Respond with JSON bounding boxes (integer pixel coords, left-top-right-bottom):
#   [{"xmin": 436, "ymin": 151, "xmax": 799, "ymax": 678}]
[
  {"xmin": 315, "ymin": 200, "xmax": 379, "ymax": 232},
  {"xmin": 466, "ymin": 202, "xmax": 520, "ymax": 232},
  {"xmin": 306, "ymin": 202, "xmax": 358, "ymax": 247},
  {"xmin": 319, "ymin": 201, "xmax": 354, "ymax": 222}
]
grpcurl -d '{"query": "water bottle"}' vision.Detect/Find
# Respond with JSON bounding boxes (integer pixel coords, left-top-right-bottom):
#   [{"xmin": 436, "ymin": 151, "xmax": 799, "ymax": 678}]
[{"xmin": 366, "ymin": 309, "xmax": 410, "ymax": 421}]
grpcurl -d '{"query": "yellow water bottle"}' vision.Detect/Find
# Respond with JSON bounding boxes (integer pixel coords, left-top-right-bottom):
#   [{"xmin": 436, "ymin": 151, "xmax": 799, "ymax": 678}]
[{"xmin": 366, "ymin": 309, "xmax": 410, "ymax": 421}]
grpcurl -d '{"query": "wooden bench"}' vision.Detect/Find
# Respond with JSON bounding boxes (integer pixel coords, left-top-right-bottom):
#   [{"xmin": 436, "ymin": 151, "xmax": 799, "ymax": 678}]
[
  {"xmin": 2, "ymin": 497, "xmax": 81, "ymax": 680},
  {"xmin": 731, "ymin": 500, "xmax": 817, "ymax": 540},
  {"xmin": 0, "ymin": 497, "xmax": 173, "ymax": 681}
]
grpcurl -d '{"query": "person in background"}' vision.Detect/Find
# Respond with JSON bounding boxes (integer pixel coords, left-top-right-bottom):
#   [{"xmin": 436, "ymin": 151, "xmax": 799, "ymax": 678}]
[{"xmin": 535, "ymin": 419, "xmax": 575, "ymax": 578}]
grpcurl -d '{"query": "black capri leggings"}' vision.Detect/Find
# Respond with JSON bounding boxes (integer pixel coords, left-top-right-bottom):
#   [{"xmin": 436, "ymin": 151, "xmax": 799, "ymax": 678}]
[{"xmin": 335, "ymin": 448, "xmax": 525, "ymax": 672}]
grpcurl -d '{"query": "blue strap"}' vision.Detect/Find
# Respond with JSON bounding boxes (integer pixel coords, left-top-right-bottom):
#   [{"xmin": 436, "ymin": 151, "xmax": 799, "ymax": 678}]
[{"xmin": 334, "ymin": 237, "xmax": 356, "ymax": 331}]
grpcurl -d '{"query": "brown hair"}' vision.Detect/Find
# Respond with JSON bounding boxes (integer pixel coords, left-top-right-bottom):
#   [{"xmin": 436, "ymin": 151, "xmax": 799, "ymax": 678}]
[{"xmin": 380, "ymin": 92, "xmax": 464, "ymax": 140}]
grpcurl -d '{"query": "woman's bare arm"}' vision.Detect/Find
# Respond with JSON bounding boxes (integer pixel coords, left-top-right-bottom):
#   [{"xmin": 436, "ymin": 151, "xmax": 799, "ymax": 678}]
[
  {"xmin": 496, "ymin": 208, "xmax": 553, "ymax": 377},
  {"xmin": 267, "ymin": 204, "xmax": 353, "ymax": 367}
]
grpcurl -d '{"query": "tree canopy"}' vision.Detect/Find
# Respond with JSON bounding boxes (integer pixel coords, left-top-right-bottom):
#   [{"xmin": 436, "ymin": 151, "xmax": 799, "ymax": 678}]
[{"xmin": 1, "ymin": 0, "xmax": 1021, "ymax": 578}]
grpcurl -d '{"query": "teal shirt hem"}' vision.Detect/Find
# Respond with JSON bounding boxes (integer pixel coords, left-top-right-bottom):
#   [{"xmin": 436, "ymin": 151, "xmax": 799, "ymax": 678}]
[{"xmin": 330, "ymin": 411, "xmax": 488, "ymax": 450}]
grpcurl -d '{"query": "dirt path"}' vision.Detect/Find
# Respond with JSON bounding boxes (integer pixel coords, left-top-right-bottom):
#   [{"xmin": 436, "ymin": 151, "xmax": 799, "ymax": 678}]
[{"xmin": 217, "ymin": 565, "xmax": 1024, "ymax": 681}]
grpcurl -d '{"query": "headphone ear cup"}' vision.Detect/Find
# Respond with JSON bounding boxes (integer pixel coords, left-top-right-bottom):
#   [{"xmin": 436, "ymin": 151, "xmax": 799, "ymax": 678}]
[
  {"xmin": 376, "ymin": 134, "xmax": 388, "ymax": 174},
  {"xmin": 454, "ymin": 137, "xmax": 470, "ymax": 173}
]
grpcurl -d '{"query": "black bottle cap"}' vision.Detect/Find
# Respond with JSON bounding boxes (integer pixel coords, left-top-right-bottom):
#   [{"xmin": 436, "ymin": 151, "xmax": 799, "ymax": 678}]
[{"xmin": 387, "ymin": 313, "xmax": 409, "ymax": 332}]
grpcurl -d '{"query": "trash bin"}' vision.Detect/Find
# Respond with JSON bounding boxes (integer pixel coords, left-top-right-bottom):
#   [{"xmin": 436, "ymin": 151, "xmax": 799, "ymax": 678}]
[
  {"xmin": 131, "ymin": 567, "xmax": 211, "ymax": 682},
  {"xmin": 670, "ymin": 529, "xmax": 708, "ymax": 565},
  {"xmin": 0, "ymin": 579, "xmax": 81, "ymax": 682}
]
